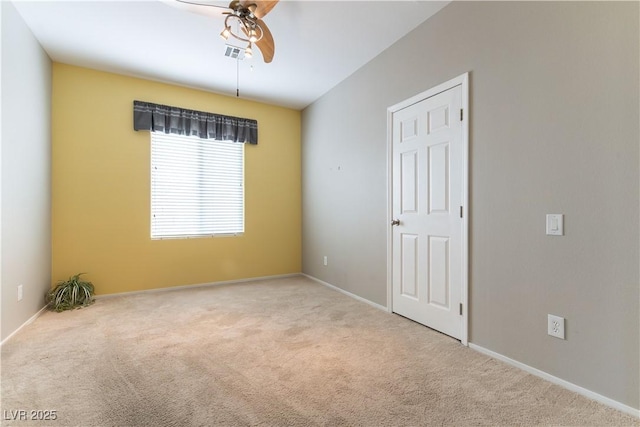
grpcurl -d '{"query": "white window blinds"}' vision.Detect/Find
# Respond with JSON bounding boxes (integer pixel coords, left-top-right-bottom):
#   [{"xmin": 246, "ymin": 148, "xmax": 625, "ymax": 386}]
[{"xmin": 151, "ymin": 132, "xmax": 244, "ymax": 239}]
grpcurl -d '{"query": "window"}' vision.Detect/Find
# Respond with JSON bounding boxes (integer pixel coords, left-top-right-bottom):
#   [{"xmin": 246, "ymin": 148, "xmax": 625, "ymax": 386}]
[{"xmin": 150, "ymin": 132, "xmax": 244, "ymax": 239}]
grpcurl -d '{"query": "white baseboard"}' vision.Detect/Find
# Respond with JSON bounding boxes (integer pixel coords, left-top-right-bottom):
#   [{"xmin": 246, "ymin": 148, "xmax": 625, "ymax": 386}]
[
  {"xmin": 2, "ymin": 274, "xmax": 300, "ymax": 346},
  {"xmin": 1, "ymin": 305, "xmax": 48, "ymax": 347},
  {"xmin": 302, "ymin": 273, "xmax": 388, "ymax": 312},
  {"xmin": 6, "ymin": 275, "xmax": 637, "ymax": 419},
  {"xmin": 469, "ymin": 343, "xmax": 640, "ymax": 419},
  {"xmin": 303, "ymin": 273, "xmax": 639, "ymax": 418},
  {"xmin": 95, "ymin": 273, "xmax": 301, "ymax": 300}
]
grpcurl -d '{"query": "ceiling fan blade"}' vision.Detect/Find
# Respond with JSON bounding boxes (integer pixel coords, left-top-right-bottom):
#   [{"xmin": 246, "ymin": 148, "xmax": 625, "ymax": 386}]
[
  {"xmin": 174, "ymin": 0, "xmax": 228, "ymax": 7},
  {"xmin": 163, "ymin": 0, "xmax": 229, "ymax": 18},
  {"xmin": 240, "ymin": 0, "xmax": 279, "ymax": 19},
  {"xmin": 254, "ymin": 18, "xmax": 275, "ymax": 63}
]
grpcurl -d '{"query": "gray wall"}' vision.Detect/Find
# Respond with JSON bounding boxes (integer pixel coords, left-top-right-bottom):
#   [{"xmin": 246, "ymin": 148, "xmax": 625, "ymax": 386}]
[
  {"xmin": 302, "ymin": 1, "xmax": 639, "ymax": 409},
  {"xmin": 1, "ymin": 1, "xmax": 52, "ymax": 342}
]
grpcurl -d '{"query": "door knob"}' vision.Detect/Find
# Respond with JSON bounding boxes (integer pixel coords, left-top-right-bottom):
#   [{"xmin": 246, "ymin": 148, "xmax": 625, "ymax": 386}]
[{"xmin": 391, "ymin": 219, "xmax": 400, "ymax": 226}]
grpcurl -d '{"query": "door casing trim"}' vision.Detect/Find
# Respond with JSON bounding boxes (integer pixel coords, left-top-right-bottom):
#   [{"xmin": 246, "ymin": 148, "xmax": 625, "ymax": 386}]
[{"xmin": 386, "ymin": 72, "xmax": 470, "ymax": 346}]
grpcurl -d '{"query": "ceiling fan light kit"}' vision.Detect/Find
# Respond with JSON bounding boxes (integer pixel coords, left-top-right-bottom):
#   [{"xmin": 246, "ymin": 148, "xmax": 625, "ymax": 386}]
[
  {"xmin": 219, "ymin": 9, "xmax": 263, "ymax": 59},
  {"xmin": 176, "ymin": 0, "xmax": 278, "ymax": 63},
  {"xmin": 219, "ymin": 11, "xmax": 264, "ymax": 44},
  {"xmin": 220, "ymin": 26, "xmax": 231, "ymax": 40}
]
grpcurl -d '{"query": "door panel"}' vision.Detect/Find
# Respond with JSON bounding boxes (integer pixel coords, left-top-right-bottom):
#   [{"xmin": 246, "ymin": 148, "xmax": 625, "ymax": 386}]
[
  {"xmin": 401, "ymin": 233, "xmax": 419, "ymax": 299},
  {"xmin": 427, "ymin": 105, "xmax": 449, "ymax": 134},
  {"xmin": 428, "ymin": 142, "xmax": 449, "ymax": 214},
  {"xmin": 428, "ymin": 235, "xmax": 449, "ymax": 308},
  {"xmin": 401, "ymin": 151, "xmax": 418, "ymax": 214}
]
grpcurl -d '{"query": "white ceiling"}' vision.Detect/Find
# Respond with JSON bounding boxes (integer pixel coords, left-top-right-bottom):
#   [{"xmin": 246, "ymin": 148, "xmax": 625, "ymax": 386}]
[{"xmin": 13, "ymin": 0, "xmax": 449, "ymax": 110}]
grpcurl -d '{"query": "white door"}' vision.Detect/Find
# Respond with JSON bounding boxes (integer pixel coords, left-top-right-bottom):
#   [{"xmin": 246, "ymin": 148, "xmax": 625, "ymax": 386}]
[{"xmin": 391, "ymin": 83, "xmax": 466, "ymax": 341}]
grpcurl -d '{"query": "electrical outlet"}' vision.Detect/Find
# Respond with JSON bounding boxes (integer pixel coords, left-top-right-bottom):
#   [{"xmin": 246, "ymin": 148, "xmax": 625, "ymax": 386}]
[
  {"xmin": 17, "ymin": 284, "xmax": 23, "ymax": 301},
  {"xmin": 323, "ymin": 256, "xmax": 328, "ymax": 266},
  {"xmin": 548, "ymin": 314, "xmax": 565, "ymax": 339}
]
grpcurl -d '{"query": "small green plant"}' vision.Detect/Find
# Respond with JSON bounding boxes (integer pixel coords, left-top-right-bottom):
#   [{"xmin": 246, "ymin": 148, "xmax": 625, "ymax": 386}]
[{"xmin": 46, "ymin": 273, "xmax": 95, "ymax": 312}]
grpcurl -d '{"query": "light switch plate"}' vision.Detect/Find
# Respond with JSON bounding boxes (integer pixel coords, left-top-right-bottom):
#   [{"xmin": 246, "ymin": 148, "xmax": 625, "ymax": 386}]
[{"xmin": 546, "ymin": 214, "xmax": 564, "ymax": 236}]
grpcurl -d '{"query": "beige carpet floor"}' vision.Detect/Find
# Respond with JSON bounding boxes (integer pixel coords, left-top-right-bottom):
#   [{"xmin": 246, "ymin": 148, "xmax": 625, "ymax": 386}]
[{"xmin": 1, "ymin": 276, "xmax": 638, "ymax": 426}]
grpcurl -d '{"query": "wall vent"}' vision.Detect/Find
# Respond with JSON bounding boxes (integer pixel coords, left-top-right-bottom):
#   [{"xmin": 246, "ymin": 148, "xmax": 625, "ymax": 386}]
[{"xmin": 224, "ymin": 45, "xmax": 245, "ymax": 60}]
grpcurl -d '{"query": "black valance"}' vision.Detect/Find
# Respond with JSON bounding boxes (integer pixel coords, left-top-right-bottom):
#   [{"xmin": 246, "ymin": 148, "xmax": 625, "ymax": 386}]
[{"xmin": 133, "ymin": 100, "xmax": 258, "ymax": 145}]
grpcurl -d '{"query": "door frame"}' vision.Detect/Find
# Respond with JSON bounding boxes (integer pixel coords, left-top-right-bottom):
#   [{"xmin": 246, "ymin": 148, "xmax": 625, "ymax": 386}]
[{"xmin": 386, "ymin": 72, "xmax": 470, "ymax": 346}]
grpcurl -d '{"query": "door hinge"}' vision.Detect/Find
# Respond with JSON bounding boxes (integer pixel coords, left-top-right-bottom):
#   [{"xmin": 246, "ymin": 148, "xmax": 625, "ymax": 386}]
[
  {"xmin": 459, "ymin": 206, "xmax": 463, "ymax": 218},
  {"xmin": 459, "ymin": 303, "xmax": 463, "ymax": 315},
  {"xmin": 460, "ymin": 109, "xmax": 463, "ymax": 121}
]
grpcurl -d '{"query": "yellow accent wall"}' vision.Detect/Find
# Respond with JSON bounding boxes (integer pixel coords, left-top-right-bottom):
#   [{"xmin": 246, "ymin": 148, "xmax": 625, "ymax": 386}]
[{"xmin": 52, "ymin": 63, "xmax": 301, "ymax": 295}]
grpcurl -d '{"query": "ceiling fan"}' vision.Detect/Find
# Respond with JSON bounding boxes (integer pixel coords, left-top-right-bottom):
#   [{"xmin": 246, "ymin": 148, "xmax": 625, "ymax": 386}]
[{"xmin": 172, "ymin": 0, "xmax": 279, "ymax": 63}]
